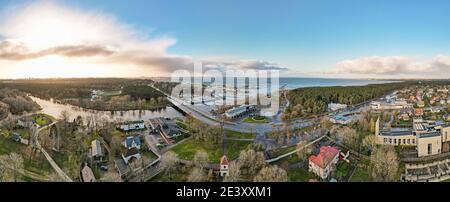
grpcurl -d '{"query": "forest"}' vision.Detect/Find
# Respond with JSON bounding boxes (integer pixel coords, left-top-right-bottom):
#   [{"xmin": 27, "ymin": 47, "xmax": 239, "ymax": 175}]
[
  {"xmin": 0, "ymin": 78, "xmax": 173, "ymax": 111},
  {"xmin": 0, "ymin": 88, "xmax": 40, "ymax": 118},
  {"xmin": 283, "ymin": 81, "xmax": 414, "ymax": 119}
]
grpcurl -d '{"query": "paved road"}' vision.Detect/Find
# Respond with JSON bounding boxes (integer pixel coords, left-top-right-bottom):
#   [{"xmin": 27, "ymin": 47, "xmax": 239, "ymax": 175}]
[
  {"xmin": 152, "ymin": 85, "xmax": 316, "ymax": 134},
  {"xmin": 33, "ymin": 122, "xmax": 73, "ymax": 182}
]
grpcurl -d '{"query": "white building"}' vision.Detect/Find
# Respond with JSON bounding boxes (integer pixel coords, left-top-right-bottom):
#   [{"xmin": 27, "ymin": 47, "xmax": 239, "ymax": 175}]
[
  {"xmin": 327, "ymin": 103, "xmax": 347, "ymax": 111},
  {"xmin": 119, "ymin": 121, "xmax": 145, "ymax": 131},
  {"xmin": 224, "ymin": 105, "xmax": 257, "ymax": 119},
  {"xmin": 370, "ymin": 100, "xmax": 411, "ymax": 110}
]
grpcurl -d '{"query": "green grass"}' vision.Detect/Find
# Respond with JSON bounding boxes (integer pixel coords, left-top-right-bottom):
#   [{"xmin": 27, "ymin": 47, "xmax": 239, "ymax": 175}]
[
  {"xmin": 112, "ymin": 129, "xmax": 124, "ymax": 137},
  {"xmin": 142, "ymin": 150, "xmax": 158, "ymax": 161},
  {"xmin": 50, "ymin": 151, "xmax": 69, "ymax": 169},
  {"xmin": 0, "ymin": 136, "xmax": 54, "ymax": 178},
  {"xmin": 335, "ymin": 161, "xmax": 351, "ymax": 180},
  {"xmin": 243, "ymin": 116, "xmax": 269, "ymax": 123},
  {"xmin": 0, "ymin": 136, "xmax": 26, "ymax": 155},
  {"xmin": 350, "ymin": 159, "xmax": 371, "ymax": 182},
  {"xmin": 32, "ymin": 113, "xmax": 54, "ymax": 126},
  {"xmin": 14, "ymin": 128, "xmax": 30, "ymax": 139},
  {"xmin": 172, "ymin": 139, "xmax": 251, "ymax": 163},
  {"xmin": 288, "ymin": 167, "xmax": 317, "ymax": 182},
  {"xmin": 102, "ymin": 90, "xmax": 122, "ymax": 97},
  {"xmin": 176, "ymin": 121, "xmax": 188, "ymax": 130},
  {"xmin": 23, "ymin": 155, "xmax": 53, "ymax": 176},
  {"xmin": 268, "ymin": 145, "xmax": 297, "ymax": 158},
  {"xmin": 226, "ymin": 130, "xmax": 256, "ymax": 139}
]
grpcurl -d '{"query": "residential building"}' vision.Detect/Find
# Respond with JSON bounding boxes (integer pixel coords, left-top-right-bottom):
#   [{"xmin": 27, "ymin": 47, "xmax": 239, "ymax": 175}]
[
  {"xmin": 415, "ymin": 108, "xmax": 424, "ymax": 116},
  {"xmin": 91, "ymin": 139, "xmax": 103, "ymax": 160},
  {"xmin": 149, "ymin": 118, "xmax": 182, "ymax": 143},
  {"xmin": 123, "ymin": 136, "xmax": 142, "ymax": 150},
  {"xmin": 308, "ymin": 146, "xmax": 340, "ymax": 180},
  {"xmin": 81, "ymin": 164, "xmax": 96, "ymax": 182},
  {"xmin": 121, "ymin": 148, "xmax": 141, "ymax": 165},
  {"xmin": 118, "ymin": 121, "xmax": 145, "ymax": 132}
]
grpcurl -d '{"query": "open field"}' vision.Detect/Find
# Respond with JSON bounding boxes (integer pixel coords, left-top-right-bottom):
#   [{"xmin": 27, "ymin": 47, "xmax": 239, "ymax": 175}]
[
  {"xmin": 171, "ymin": 138, "xmax": 251, "ymax": 163},
  {"xmin": 243, "ymin": 116, "xmax": 269, "ymax": 124}
]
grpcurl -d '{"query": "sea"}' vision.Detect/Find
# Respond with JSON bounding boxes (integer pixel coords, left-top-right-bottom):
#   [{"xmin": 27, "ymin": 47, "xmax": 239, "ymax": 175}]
[{"xmin": 279, "ymin": 77, "xmax": 400, "ymax": 89}]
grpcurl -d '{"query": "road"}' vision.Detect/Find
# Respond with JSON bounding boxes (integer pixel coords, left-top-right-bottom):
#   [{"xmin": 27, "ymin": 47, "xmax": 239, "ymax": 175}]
[
  {"xmin": 33, "ymin": 122, "xmax": 73, "ymax": 182},
  {"xmin": 152, "ymin": 85, "xmax": 315, "ymax": 135}
]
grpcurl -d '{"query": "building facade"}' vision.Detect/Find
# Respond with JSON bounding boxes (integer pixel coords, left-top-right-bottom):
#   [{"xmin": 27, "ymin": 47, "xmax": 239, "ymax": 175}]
[{"xmin": 308, "ymin": 146, "xmax": 339, "ymax": 180}]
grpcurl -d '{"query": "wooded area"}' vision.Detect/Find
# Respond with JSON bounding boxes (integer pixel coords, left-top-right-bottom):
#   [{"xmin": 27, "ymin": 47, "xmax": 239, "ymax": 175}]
[{"xmin": 283, "ymin": 82, "xmax": 412, "ymax": 119}]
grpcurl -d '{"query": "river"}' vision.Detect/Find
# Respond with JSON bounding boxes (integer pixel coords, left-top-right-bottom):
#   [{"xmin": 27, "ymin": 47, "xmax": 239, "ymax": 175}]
[{"xmin": 30, "ymin": 96, "xmax": 184, "ymax": 122}]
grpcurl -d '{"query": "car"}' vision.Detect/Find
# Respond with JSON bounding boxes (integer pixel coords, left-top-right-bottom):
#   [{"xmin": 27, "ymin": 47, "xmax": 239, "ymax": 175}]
[
  {"xmin": 100, "ymin": 165, "xmax": 108, "ymax": 171},
  {"xmin": 11, "ymin": 133, "xmax": 21, "ymax": 142}
]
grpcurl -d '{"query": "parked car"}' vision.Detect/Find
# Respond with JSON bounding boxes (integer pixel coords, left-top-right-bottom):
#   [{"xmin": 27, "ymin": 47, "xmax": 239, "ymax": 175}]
[
  {"xmin": 11, "ymin": 133, "xmax": 21, "ymax": 142},
  {"xmin": 100, "ymin": 165, "xmax": 108, "ymax": 171}
]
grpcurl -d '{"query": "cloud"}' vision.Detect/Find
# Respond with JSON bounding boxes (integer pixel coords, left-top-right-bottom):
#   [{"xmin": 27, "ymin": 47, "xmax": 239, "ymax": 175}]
[
  {"xmin": 0, "ymin": 41, "xmax": 115, "ymax": 60},
  {"xmin": 0, "ymin": 1, "xmax": 285, "ymax": 78},
  {"xmin": 327, "ymin": 55, "xmax": 450, "ymax": 78},
  {"xmin": 0, "ymin": 1, "xmax": 191, "ymax": 77},
  {"xmin": 202, "ymin": 60, "xmax": 288, "ymax": 71},
  {"xmin": 333, "ymin": 56, "xmax": 431, "ymax": 74}
]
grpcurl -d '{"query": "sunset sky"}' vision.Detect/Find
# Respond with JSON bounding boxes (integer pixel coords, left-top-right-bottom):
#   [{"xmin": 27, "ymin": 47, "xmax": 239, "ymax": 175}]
[{"xmin": 1, "ymin": 0, "xmax": 450, "ymax": 79}]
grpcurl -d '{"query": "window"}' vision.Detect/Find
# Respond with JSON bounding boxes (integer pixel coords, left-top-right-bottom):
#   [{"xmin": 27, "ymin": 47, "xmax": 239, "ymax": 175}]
[
  {"xmin": 403, "ymin": 139, "xmax": 406, "ymax": 144},
  {"xmin": 412, "ymin": 139, "xmax": 415, "ymax": 144},
  {"xmin": 384, "ymin": 138, "xmax": 387, "ymax": 143},
  {"xmin": 389, "ymin": 138, "xmax": 392, "ymax": 143},
  {"xmin": 428, "ymin": 144, "xmax": 432, "ymax": 155},
  {"xmin": 394, "ymin": 139, "xmax": 397, "ymax": 144},
  {"xmin": 407, "ymin": 139, "xmax": 410, "ymax": 144}
]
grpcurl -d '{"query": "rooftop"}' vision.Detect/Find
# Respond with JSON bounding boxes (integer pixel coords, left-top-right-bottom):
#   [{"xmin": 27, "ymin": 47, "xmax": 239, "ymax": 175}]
[
  {"xmin": 220, "ymin": 155, "xmax": 229, "ymax": 165},
  {"xmin": 309, "ymin": 146, "xmax": 339, "ymax": 169}
]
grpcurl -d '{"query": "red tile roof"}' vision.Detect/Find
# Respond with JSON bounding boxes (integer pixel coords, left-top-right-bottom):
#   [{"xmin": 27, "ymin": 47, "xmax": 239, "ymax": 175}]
[
  {"xmin": 309, "ymin": 146, "xmax": 339, "ymax": 169},
  {"xmin": 220, "ymin": 155, "xmax": 229, "ymax": 165}
]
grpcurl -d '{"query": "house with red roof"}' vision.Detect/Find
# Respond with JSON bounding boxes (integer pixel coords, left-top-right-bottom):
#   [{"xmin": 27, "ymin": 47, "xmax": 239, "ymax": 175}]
[
  {"xmin": 219, "ymin": 155, "xmax": 229, "ymax": 177},
  {"xmin": 308, "ymin": 146, "xmax": 340, "ymax": 180}
]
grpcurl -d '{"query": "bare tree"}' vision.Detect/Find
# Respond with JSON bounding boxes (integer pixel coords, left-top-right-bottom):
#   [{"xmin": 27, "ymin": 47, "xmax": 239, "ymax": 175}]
[
  {"xmin": 193, "ymin": 150, "xmax": 209, "ymax": 169},
  {"xmin": 47, "ymin": 171, "xmax": 63, "ymax": 182},
  {"xmin": 0, "ymin": 160, "xmax": 6, "ymax": 182},
  {"xmin": 370, "ymin": 145, "xmax": 399, "ymax": 182},
  {"xmin": 0, "ymin": 152, "xmax": 24, "ymax": 182},
  {"xmin": 101, "ymin": 171, "xmax": 122, "ymax": 182},
  {"xmin": 110, "ymin": 135, "xmax": 123, "ymax": 157},
  {"xmin": 362, "ymin": 135, "xmax": 376, "ymax": 152},
  {"xmin": 253, "ymin": 165, "xmax": 288, "ymax": 182},
  {"xmin": 238, "ymin": 149, "xmax": 266, "ymax": 176},
  {"xmin": 187, "ymin": 167, "xmax": 207, "ymax": 182},
  {"xmin": 59, "ymin": 110, "xmax": 71, "ymax": 123},
  {"xmin": 296, "ymin": 140, "xmax": 312, "ymax": 162},
  {"xmin": 160, "ymin": 151, "xmax": 179, "ymax": 179},
  {"xmin": 334, "ymin": 126, "xmax": 358, "ymax": 149},
  {"xmin": 224, "ymin": 161, "xmax": 241, "ymax": 182}
]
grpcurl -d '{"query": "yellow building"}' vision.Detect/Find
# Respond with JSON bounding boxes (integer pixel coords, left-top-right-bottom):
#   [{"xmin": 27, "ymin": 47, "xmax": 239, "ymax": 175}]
[{"xmin": 375, "ymin": 117, "xmax": 450, "ymax": 158}]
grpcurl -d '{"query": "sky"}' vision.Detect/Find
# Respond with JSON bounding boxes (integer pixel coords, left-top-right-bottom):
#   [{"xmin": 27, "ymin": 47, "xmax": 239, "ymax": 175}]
[{"xmin": 1, "ymin": 0, "xmax": 450, "ymax": 78}]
